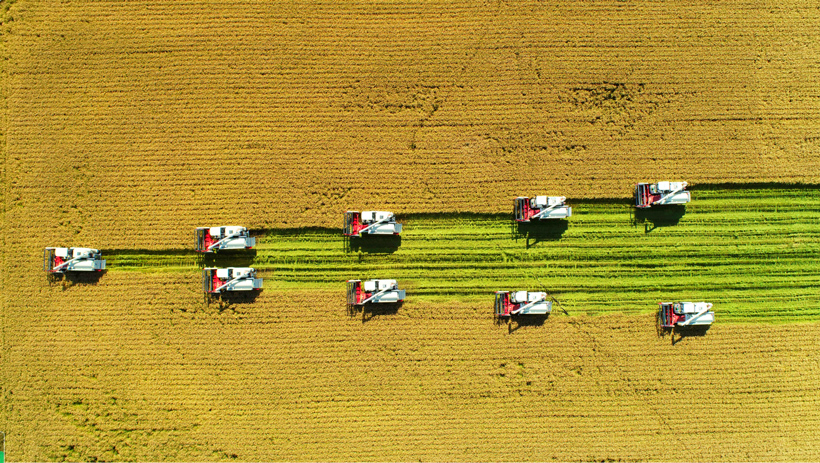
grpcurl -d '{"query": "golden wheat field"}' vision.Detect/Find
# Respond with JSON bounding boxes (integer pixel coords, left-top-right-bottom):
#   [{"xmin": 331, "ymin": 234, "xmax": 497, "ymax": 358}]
[
  {"xmin": 2, "ymin": 0, "xmax": 820, "ymax": 461},
  {"xmin": 5, "ymin": 0, "xmax": 820, "ymax": 247},
  {"xmin": 5, "ymin": 275, "xmax": 820, "ymax": 461}
]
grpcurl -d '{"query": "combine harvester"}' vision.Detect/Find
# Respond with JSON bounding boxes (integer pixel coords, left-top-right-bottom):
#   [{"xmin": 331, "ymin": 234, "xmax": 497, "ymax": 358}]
[
  {"xmin": 634, "ymin": 181, "xmax": 690, "ymax": 208},
  {"xmin": 514, "ymin": 196, "xmax": 571, "ymax": 222},
  {"xmin": 343, "ymin": 211, "xmax": 402, "ymax": 237},
  {"xmin": 658, "ymin": 301, "xmax": 715, "ymax": 328},
  {"xmin": 203, "ymin": 267, "xmax": 263, "ymax": 294},
  {"xmin": 494, "ymin": 290, "xmax": 552, "ymax": 317},
  {"xmin": 195, "ymin": 226, "xmax": 255, "ymax": 253},
  {"xmin": 347, "ymin": 279, "xmax": 405, "ymax": 305},
  {"xmin": 43, "ymin": 247, "xmax": 106, "ymax": 273}
]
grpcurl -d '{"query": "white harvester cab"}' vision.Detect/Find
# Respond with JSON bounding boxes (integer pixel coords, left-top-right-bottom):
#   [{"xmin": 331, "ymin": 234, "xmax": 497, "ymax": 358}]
[
  {"xmin": 654, "ymin": 182, "xmax": 690, "ymax": 205},
  {"xmin": 343, "ymin": 211, "xmax": 402, "ymax": 236},
  {"xmin": 195, "ymin": 226, "xmax": 255, "ymax": 252},
  {"xmin": 494, "ymin": 290, "xmax": 552, "ymax": 316},
  {"xmin": 515, "ymin": 196, "xmax": 571, "ymax": 221},
  {"xmin": 659, "ymin": 301, "xmax": 715, "ymax": 328},
  {"xmin": 347, "ymin": 279, "xmax": 405, "ymax": 305},
  {"xmin": 43, "ymin": 247, "xmax": 106, "ymax": 273},
  {"xmin": 532, "ymin": 196, "xmax": 563, "ymax": 208},
  {"xmin": 203, "ymin": 267, "xmax": 263, "ymax": 293}
]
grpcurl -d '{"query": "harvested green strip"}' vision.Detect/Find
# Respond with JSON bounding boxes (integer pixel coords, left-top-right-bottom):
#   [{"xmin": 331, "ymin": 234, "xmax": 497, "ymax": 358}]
[
  {"xmin": 259, "ymin": 187, "xmax": 820, "ymax": 323},
  {"xmin": 105, "ymin": 187, "xmax": 820, "ymax": 323}
]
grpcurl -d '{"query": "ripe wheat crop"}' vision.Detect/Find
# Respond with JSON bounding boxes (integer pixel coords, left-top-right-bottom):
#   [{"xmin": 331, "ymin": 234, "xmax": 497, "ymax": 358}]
[{"xmin": 4, "ymin": 0, "xmax": 820, "ymax": 247}]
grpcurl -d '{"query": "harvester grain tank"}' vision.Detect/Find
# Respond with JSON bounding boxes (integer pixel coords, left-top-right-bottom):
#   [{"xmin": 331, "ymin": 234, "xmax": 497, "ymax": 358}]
[
  {"xmin": 195, "ymin": 226, "xmax": 255, "ymax": 252},
  {"xmin": 634, "ymin": 181, "xmax": 690, "ymax": 208},
  {"xmin": 343, "ymin": 211, "xmax": 402, "ymax": 237},
  {"xmin": 658, "ymin": 301, "xmax": 715, "ymax": 328},
  {"xmin": 43, "ymin": 247, "xmax": 106, "ymax": 273},
  {"xmin": 494, "ymin": 291, "xmax": 552, "ymax": 316},
  {"xmin": 203, "ymin": 267, "xmax": 263, "ymax": 294},
  {"xmin": 347, "ymin": 279, "xmax": 405, "ymax": 305},
  {"xmin": 514, "ymin": 196, "xmax": 571, "ymax": 221}
]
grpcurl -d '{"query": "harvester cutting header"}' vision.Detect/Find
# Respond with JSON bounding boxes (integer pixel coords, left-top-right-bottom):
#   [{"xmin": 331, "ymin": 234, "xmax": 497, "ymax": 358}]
[
  {"xmin": 634, "ymin": 181, "xmax": 690, "ymax": 208},
  {"xmin": 515, "ymin": 196, "xmax": 571, "ymax": 222},
  {"xmin": 196, "ymin": 226, "xmax": 255, "ymax": 252},
  {"xmin": 343, "ymin": 211, "xmax": 402, "ymax": 237},
  {"xmin": 43, "ymin": 247, "xmax": 106, "ymax": 273}
]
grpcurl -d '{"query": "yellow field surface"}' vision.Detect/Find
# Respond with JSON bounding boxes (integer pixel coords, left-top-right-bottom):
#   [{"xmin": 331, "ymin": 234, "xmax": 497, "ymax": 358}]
[
  {"xmin": 1, "ymin": 273, "xmax": 819, "ymax": 461},
  {"xmin": 3, "ymin": 0, "xmax": 820, "ymax": 461},
  {"xmin": 3, "ymin": 0, "xmax": 820, "ymax": 248}
]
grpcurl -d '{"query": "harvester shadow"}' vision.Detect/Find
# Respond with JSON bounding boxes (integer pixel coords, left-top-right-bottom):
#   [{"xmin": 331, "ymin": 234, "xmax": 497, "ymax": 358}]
[
  {"xmin": 656, "ymin": 312, "xmax": 712, "ymax": 344},
  {"xmin": 506, "ymin": 314, "xmax": 550, "ymax": 334},
  {"xmin": 514, "ymin": 220, "xmax": 569, "ymax": 248},
  {"xmin": 670, "ymin": 325, "xmax": 711, "ymax": 345},
  {"xmin": 348, "ymin": 302, "xmax": 403, "ymax": 323},
  {"xmin": 344, "ymin": 235, "xmax": 401, "ymax": 254},
  {"xmin": 634, "ymin": 206, "xmax": 685, "ymax": 233},
  {"xmin": 200, "ymin": 249, "xmax": 258, "ymax": 268},
  {"xmin": 401, "ymin": 212, "xmax": 513, "ymax": 222},
  {"xmin": 49, "ymin": 271, "xmax": 107, "ymax": 287},
  {"xmin": 689, "ymin": 181, "xmax": 820, "ymax": 191}
]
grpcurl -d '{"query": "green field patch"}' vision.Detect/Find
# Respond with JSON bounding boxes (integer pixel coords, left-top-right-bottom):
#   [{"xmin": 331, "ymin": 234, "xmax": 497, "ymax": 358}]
[{"xmin": 103, "ymin": 187, "xmax": 820, "ymax": 323}]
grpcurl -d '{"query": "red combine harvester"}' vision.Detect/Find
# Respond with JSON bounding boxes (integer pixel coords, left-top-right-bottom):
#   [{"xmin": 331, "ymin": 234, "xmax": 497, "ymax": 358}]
[
  {"xmin": 634, "ymin": 181, "xmax": 690, "ymax": 208},
  {"xmin": 346, "ymin": 279, "xmax": 405, "ymax": 305},
  {"xmin": 658, "ymin": 301, "xmax": 715, "ymax": 328},
  {"xmin": 514, "ymin": 196, "xmax": 571, "ymax": 222},
  {"xmin": 203, "ymin": 267, "xmax": 263, "ymax": 294},
  {"xmin": 343, "ymin": 211, "xmax": 402, "ymax": 237},
  {"xmin": 494, "ymin": 291, "xmax": 552, "ymax": 317},
  {"xmin": 195, "ymin": 226, "xmax": 255, "ymax": 253},
  {"xmin": 43, "ymin": 247, "xmax": 106, "ymax": 273}
]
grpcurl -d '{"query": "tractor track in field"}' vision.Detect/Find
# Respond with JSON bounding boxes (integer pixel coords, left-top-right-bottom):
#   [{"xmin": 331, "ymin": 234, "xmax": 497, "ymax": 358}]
[{"xmin": 96, "ymin": 186, "xmax": 820, "ymax": 323}]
